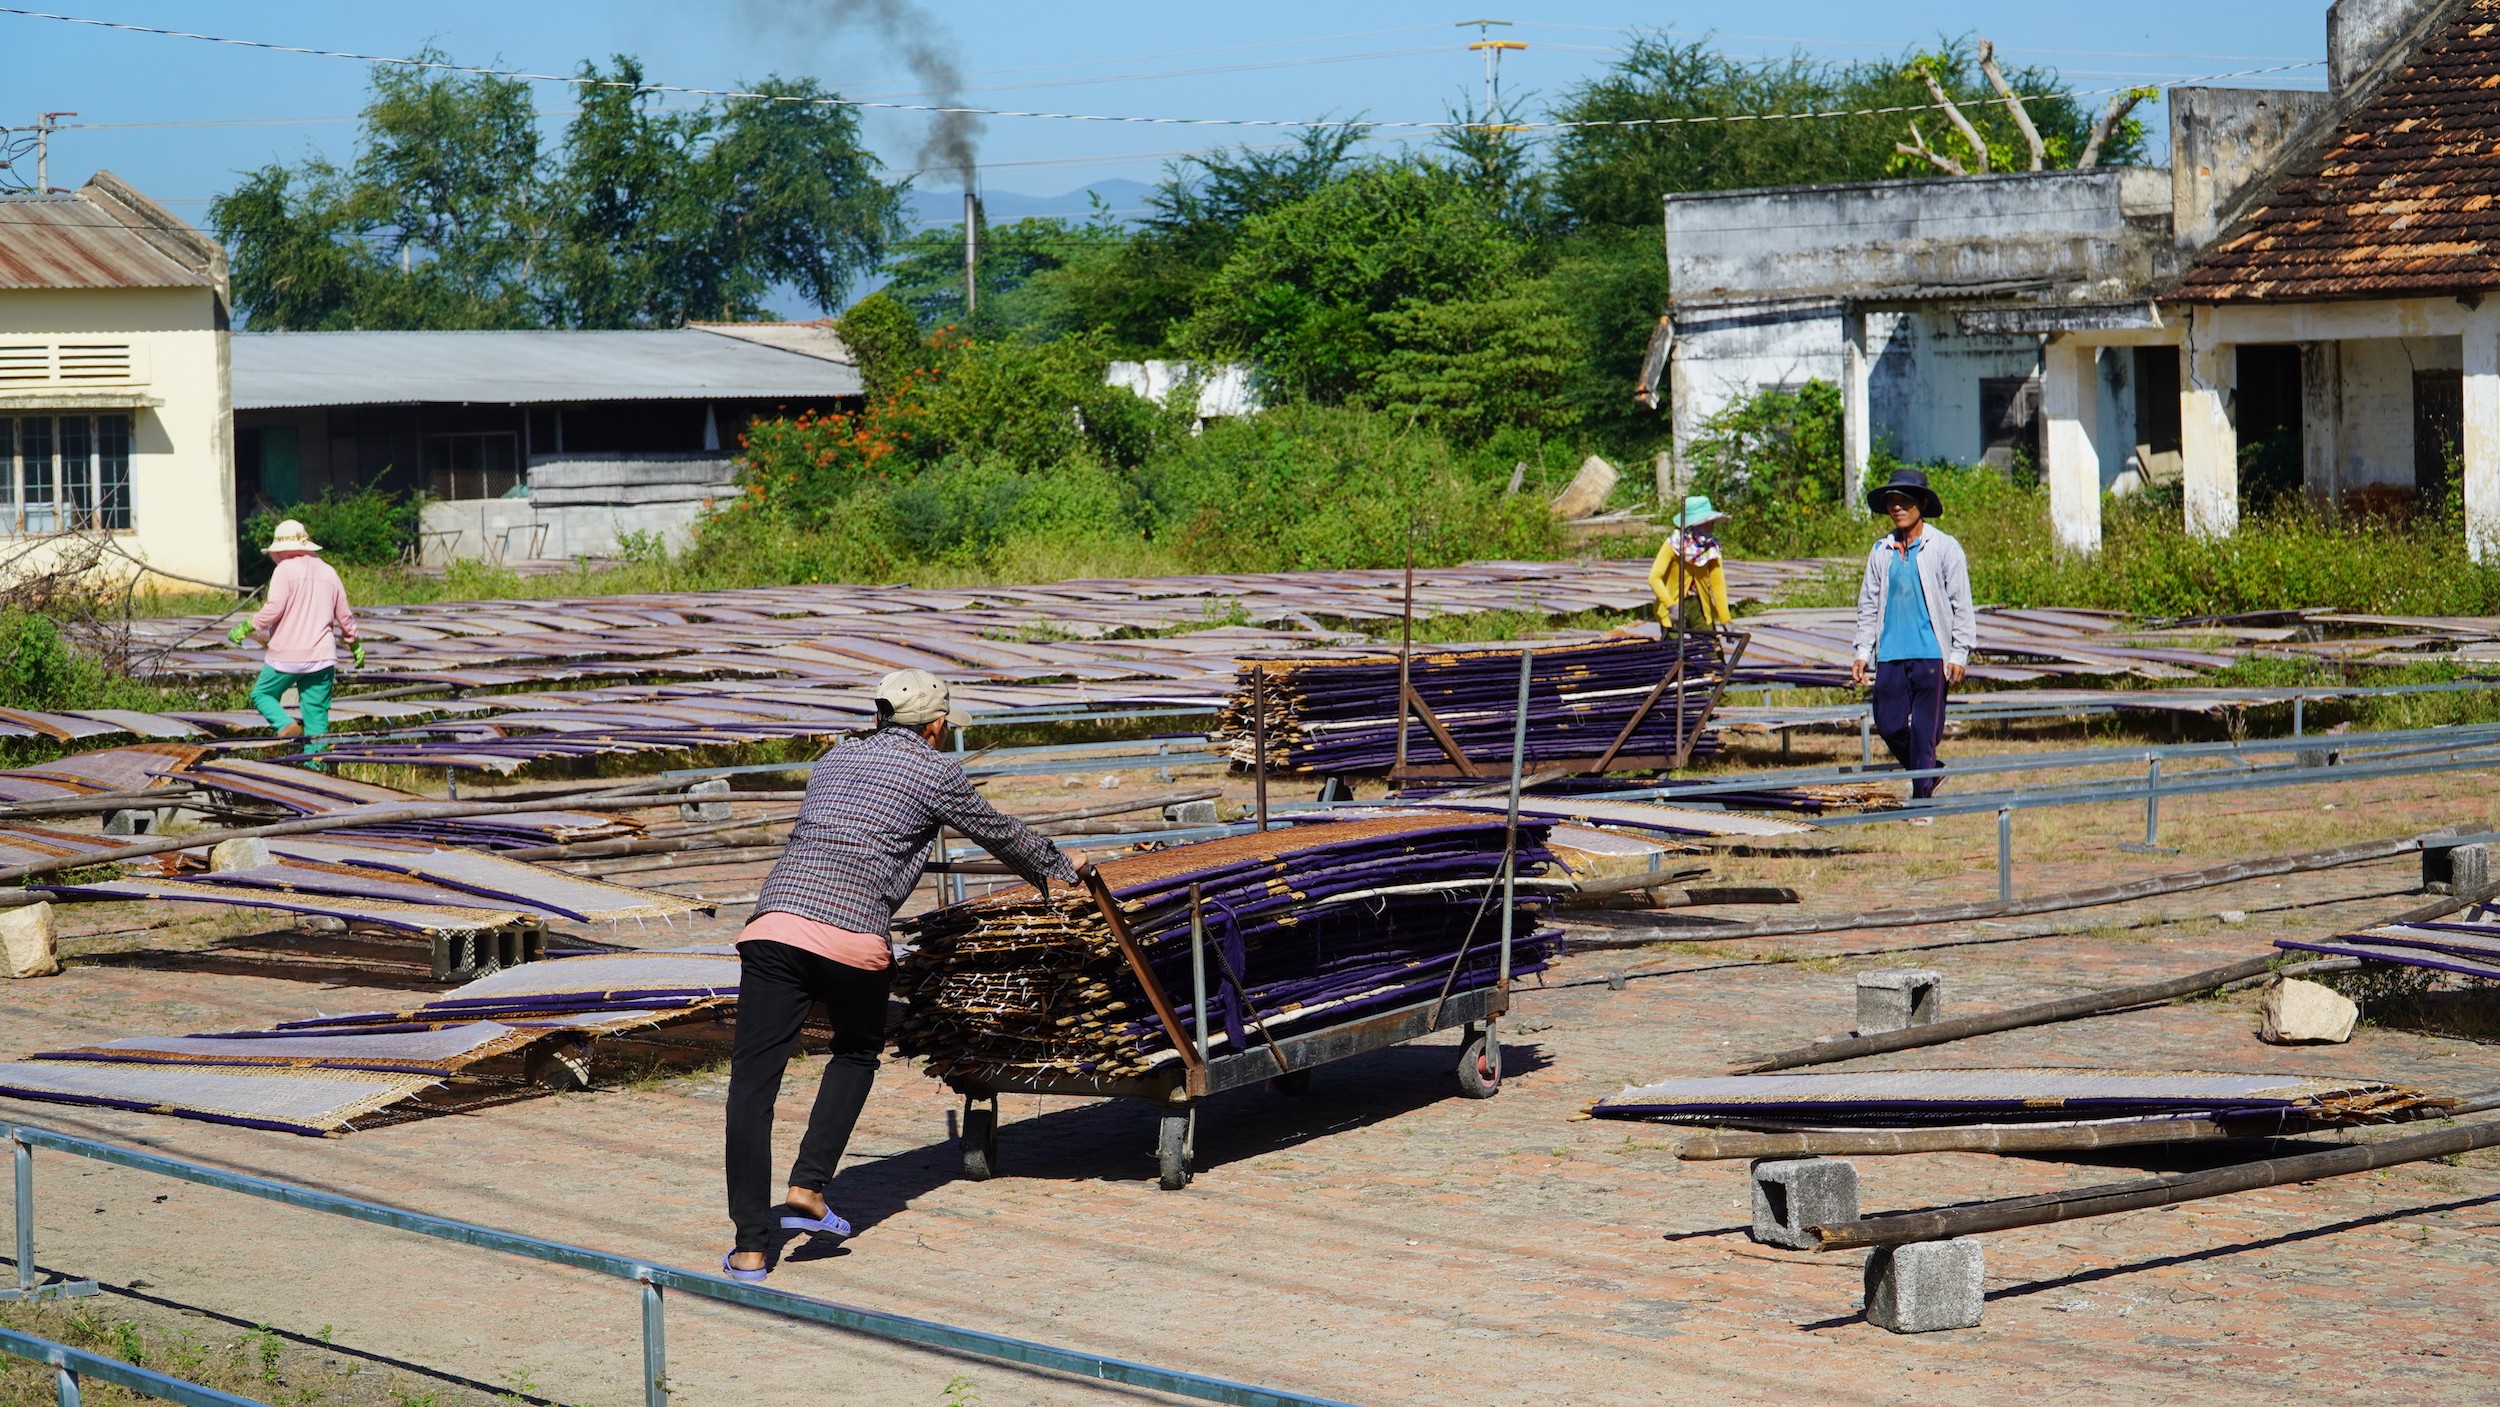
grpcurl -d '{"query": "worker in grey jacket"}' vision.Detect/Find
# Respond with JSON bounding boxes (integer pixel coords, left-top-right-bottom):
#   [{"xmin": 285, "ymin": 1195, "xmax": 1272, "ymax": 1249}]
[{"xmin": 1850, "ymin": 468, "xmax": 1977, "ymax": 802}]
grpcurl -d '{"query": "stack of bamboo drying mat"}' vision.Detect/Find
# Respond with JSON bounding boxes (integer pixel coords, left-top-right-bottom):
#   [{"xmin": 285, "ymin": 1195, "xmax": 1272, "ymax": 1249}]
[
  {"xmin": 0, "ymin": 947, "xmax": 739, "ymax": 1135},
  {"xmin": 1591, "ymin": 1070, "xmax": 2451, "ymax": 1132},
  {"xmin": 1215, "ymin": 634, "xmax": 1732, "ymax": 775},
  {"xmin": 896, "ymin": 814, "xmax": 1559, "ymax": 1084},
  {"xmin": 2278, "ymin": 904, "xmax": 2500, "ymax": 979}
]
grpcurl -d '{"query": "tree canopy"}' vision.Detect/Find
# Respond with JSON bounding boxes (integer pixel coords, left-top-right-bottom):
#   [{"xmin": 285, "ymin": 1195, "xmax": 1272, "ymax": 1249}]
[{"xmin": 213, "ymin": 52, "xmax": 906, "ymax": 330}]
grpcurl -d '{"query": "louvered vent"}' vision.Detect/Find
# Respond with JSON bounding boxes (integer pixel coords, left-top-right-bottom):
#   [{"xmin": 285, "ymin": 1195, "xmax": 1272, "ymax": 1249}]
[
  {"xmin": 0, "ymin": 346, "xmax": 47, "ymax": 382},
  {"xmin": 55, "ymin": 344, "xmax": 134, "ymax": 382}
]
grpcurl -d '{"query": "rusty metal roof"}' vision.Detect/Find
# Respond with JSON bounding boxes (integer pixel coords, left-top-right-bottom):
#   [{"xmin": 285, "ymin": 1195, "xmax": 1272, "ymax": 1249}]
[
  {"xmin": 0, "ymin": 172, "xmax": 223, "ymax": 292},
  {"xmin": 2178, "ymin": 1, "xmax": 2500, "ymax": 303}
]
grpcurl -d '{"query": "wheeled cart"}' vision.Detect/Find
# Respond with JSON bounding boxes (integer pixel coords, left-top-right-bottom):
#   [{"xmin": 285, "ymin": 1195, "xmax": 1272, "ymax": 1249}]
[{"xmin": 949, "ymin": 984, "xmax": 1507, "ymax": 1189}]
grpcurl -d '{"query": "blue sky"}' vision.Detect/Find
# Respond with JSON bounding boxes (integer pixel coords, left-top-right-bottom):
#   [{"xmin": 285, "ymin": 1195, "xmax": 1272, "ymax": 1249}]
[{"xmin": 6, "ymin": 1, "xmax": 2336, "ymax": 253}]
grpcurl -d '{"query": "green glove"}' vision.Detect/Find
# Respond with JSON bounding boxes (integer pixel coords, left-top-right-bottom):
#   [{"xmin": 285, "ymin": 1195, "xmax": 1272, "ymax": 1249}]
[
  {"xmin": 349, "ymin": 640, "xmax": 367, "ymax": 671},
  {"xmin": 226, "ymin": 622, "xmax": 250, "ymax": 646}
]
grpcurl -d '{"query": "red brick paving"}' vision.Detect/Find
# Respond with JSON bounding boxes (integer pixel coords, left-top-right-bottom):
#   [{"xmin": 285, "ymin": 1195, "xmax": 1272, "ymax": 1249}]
[{"xmin": 2, "ymin": 768, "xmax": 2497, "ymax": 1405}]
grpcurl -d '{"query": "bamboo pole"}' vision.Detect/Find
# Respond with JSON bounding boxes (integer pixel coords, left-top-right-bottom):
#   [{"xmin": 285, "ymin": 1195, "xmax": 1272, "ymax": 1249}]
[
  {"xmin": 1727, "ymin": 955, "xmax": 2360, "ymax": 1075},
  {"xmin": 1809, "ymin": 1109, "xmax": 2500, "ymax": 1250},
  {"xmin": 1679, "ymin": 1115, "xmax": 2311, "ymax": 1161},
  {"xmin": 0, "ymin": 788, "xmax": 804, "ymax": 886},
  {"xmin": 1594, "ymin": 831, "xmax": 2472, "ymax": 964},
  {"xmin": 0, "ymin": 787, "xmax": 206, "ymax": 821}
]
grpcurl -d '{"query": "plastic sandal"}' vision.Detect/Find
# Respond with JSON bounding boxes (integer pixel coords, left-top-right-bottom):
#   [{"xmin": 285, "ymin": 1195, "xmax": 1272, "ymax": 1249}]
[
  {"xmin": 721, "ymin": 1251, "xmax": 769, "ymax": 1284},
  {"xmin": 778, "ymin": 1205, "xmax": 853, "ymax": 1238}
]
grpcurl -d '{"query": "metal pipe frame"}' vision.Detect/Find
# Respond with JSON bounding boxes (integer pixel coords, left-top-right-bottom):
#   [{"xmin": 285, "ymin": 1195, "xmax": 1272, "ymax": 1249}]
[
  {"xmin": 1, "ymin": 1122, "xmax": 1362, "ymax": 1407},
  {"xmin": 1595, "ymin": 719, "xmax": 2500, "ymax": 804},
  {"xmin": 0, "ymin": 1325, "xmax": 267, "ymax": 1407},
  {"xmin": 5, "ymin": 1133, "xmax": 97, "ymax": 1304}
]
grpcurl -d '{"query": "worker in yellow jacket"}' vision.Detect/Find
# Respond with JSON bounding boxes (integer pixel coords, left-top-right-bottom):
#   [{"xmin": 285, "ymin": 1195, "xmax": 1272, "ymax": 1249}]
[{"xmin": 1650, "ymin": 495, "xmax": 1733, "ymax": 631}]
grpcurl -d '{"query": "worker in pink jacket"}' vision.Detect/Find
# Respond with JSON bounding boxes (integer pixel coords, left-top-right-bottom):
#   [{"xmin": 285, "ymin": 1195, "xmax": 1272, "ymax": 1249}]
[{"xmin": 227, "ymin": 519, "xmax": 363, "ymax": 751}]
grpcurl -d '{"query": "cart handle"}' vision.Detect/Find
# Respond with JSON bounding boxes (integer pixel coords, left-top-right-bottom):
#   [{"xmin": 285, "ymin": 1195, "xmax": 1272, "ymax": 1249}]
[{"xmin": 1080, "ymin": 864, "xmax": 1207, "ymax": 1081}]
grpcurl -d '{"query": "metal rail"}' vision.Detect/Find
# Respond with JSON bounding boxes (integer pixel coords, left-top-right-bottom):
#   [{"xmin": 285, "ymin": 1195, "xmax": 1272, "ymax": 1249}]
[
  {"xmin": 4, "ymin": 1124, "xmax": 1361, "ymax": 1407},
  {"xmin": 0, "ymin": 1325, "xmax": 267, "ymax": 1407}
]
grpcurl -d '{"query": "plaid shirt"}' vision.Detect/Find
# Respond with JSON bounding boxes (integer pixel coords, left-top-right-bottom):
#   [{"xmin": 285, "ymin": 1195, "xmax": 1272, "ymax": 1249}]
[{"xmin": 754, "ymin": 725, "xmax": 1075, "ymax": 936}]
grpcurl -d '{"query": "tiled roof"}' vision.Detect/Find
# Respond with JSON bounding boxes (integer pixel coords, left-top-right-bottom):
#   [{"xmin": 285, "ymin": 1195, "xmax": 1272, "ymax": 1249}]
[{"xmin": 2179, "ymin": 1, "xmax": 2500, "ymax": 303}]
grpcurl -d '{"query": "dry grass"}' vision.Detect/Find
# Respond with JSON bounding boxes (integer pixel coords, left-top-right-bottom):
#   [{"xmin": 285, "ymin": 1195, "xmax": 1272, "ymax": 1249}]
[{"xmin": 0, "ymin": 1299, "xmax": 507, "ymax": 1407}]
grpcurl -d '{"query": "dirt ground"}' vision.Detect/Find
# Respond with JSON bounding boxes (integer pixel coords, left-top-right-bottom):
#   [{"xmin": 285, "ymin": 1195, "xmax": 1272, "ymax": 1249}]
[{"xmin": 4, "ymin": 734, "xmax": 2499, "ymax": 1406}]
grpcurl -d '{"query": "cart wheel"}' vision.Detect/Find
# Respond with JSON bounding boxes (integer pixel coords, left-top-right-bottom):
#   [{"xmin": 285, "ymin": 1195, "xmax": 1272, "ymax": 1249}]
[
  {"xmin": 961, "ymin": 1106, "xmax": 1000, "ymax": 1181},
  {"xmin": 1156, "ymin": 1112, "xmax": 1193, "ymax": 1190},
  {"xmin": 1456, "ymin": 1026, "xmax": 1501, "ymax": 1099},
  {"xmin": 1271, "ymin": 1069, "xmax": 1313, "ymax": 1097}
]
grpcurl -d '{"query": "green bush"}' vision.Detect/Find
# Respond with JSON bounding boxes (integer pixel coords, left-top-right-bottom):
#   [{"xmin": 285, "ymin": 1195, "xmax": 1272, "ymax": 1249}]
[
  {"xmin": 239, "ymin": 487, "xmax": 418, "ymax": 579},
  {"xmin": 1685, "ymin": 380, "xmax": 1869, "ymax": 557},
  {"xmin": 0, "ymin": 610, "xmax": 102, "ymax": 709},
  {"xmin": 1134, "ymin": 404, "xmax": 1563, "ymax": 572}
]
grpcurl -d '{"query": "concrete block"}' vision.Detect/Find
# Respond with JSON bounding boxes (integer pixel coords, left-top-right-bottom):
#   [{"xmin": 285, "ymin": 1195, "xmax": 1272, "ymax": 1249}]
[
  {"xmin": 2424, "ymin": 842, "xmax": 2492, "ymax": 897},
  {"xmin": 1163, "ymin": 800, "xmax": 1221, "ymax": 825},
  {"xmin": 1550, "ymin": 455, "xmax": 1620, "ymax": 519},
  {"xmin": 2, "ymin": 903, "xmax": 61, "ymax": 979},
  {"xmin": 210, "ymin": 837, "xmax": 272, "ymax": 873},
  {"xmin": 1864, "ymin": 1238, "xmax": 1985, "ymax": 1333},
  {"xmin": 2261, "ymin": 978, "xmax": 2359, "ymax": 1045},
  {"xmin": 1750, "ymin": 1157, "xmax": 1859, "ymax": 1249},
  {"xmin": 101, "ymin": 808, "xmax": 156, "ymax": 837},
  {"xmin": 678, "ymin": 777, "xmax": 732, "ymax": 824},
  {"xmin": 1855, "ymin": 969, "xmax": 1943, "ymax": 1034}
]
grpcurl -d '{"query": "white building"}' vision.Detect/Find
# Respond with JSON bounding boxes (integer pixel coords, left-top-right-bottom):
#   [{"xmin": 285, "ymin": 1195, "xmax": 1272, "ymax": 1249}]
[
  {"xmin": 2043, "ymin": 0, "xmax": 2500, "ymax": 560},
  {"xmin": 231, "ymin": 325, "xmax": 861, "ymax": 564},
  {"xmin": 0, "ymin": 173, "xmax": 234, "ymax": 591}
]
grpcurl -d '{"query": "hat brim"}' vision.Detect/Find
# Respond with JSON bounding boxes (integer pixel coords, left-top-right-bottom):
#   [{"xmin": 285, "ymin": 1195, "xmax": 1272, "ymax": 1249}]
[
  {"xmin": 263, "ymin": 540, "xmax": 323, "ymax": 554},
  {"xmin": 1866, "ymin": 486, "xmax": 1944, "ymax": 520},
  {"xmin": 1679, "ymin": 511, "xmax": 1731, "ymax": 529}
]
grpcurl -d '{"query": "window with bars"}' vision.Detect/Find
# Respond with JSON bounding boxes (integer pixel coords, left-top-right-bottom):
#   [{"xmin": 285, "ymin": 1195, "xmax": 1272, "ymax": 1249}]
[{"xmin": 1, "ymin": 414, "xmax": 134, "ymax": 533}]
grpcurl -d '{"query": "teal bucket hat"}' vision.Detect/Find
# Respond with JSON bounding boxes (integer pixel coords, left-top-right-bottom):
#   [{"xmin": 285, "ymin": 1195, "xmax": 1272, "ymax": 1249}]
[{"xmin": 1676, "ymin": 495, "xmax": 1731, "ymax": 530}]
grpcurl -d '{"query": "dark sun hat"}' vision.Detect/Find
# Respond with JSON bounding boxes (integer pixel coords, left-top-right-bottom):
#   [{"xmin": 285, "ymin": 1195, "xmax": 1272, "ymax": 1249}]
[{"xmin": 1867, "ymin": 468, "xmax": 1944, "ymax": 520}]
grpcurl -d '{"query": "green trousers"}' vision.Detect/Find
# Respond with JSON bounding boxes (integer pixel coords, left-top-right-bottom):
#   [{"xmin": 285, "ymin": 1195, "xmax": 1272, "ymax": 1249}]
[{"xmin": 250, "ymin": 665, "xmax": 335, "ymax": 751}]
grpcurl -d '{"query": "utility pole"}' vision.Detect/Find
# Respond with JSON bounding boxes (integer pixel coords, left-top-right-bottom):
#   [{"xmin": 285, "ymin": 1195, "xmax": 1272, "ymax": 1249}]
[
  {"xmin": 962, "ymin": 190, "xmax": 982, "ymax": 327},
  {"xmin": 1457, "ymin": 20, "xmax": 1524, "ymax": 115},
  {"xmin": 35, "ymin": 112, "xmax": 76, "ymax": 192}
]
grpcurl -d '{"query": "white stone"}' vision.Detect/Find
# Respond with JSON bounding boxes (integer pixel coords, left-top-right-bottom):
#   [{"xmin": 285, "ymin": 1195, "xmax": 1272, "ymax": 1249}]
[
  {"xmin": 2217, "ymin": 910, "xmax": 2249, "ymax": 925},
  {"xmin": 678, "ymin": 777, "xmax": 732, "ymax": 824},
  {"xmin": 1550, "ymin": 456, "xmax": 1620, "ymax": 520},
  {"xmin": 210, "ymin": 837, "xmax": 272, "ymax": 872},
  {"xmin": 2260, "ymin": 978, "xmax": 2358, "ymax": 1045},
  {"xmin": 2, "ymin": 903, "xmax": 61, "ymax": 979},
  {"xmin": 1855, "ymin": 969, "xmax": 1943, "ymax": 1034}
]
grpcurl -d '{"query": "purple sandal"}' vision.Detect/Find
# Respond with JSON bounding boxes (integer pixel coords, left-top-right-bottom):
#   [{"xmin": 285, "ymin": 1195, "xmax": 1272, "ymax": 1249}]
[
  {"xmin": 721, "ymin": 1251, "xmax": 769, "ymax": 1284},
  {"xmin": 778, "ymin": 1204, "xmax": 853, "ymax": 1238}
]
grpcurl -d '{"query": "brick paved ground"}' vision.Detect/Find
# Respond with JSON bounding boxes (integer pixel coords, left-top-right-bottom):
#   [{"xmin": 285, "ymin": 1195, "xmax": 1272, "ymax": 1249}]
[{"xmin": 3, "ymin": 754, "xmax": 2498, "ymax": 1406}]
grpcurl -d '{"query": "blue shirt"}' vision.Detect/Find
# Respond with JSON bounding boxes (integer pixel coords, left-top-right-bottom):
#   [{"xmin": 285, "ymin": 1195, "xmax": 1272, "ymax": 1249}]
[{"xmin": 1876, "ymin": 536, "xmax": 1942, "ymax": 663}]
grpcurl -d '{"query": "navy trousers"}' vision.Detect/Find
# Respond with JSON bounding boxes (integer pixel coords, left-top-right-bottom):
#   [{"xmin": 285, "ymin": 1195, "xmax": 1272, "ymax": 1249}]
[{"xmin": 1873, "ymin": 658, "xmax": 1950, "ymax": 799}]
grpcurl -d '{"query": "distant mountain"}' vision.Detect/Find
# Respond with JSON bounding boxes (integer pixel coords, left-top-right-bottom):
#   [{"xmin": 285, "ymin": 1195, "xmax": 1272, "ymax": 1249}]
[{"xmin": 903, "ymin": 178, "xmax": 1156, "ymax": 230}]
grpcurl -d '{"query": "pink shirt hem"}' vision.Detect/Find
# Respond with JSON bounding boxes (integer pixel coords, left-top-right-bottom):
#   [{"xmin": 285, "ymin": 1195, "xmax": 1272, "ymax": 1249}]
[{"xmin": 739, "ymin": 910, "xmax": 891, "ymax": 971}]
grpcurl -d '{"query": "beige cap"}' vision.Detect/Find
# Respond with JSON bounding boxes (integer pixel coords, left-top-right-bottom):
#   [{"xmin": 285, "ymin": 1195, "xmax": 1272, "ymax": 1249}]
[
  {"xmin": 876, "ymin": 668, "xmax": 951, "ymax": 727},
  {"xmin": 262, "ymin": 519, "xmax": 323, "ymax": 555}
]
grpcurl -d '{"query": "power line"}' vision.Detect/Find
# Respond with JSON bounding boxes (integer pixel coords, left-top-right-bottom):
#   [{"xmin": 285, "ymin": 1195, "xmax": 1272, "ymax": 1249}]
[{"xmin": 0, "ymin": 9, "xmax": 2323, "ymax": 132}]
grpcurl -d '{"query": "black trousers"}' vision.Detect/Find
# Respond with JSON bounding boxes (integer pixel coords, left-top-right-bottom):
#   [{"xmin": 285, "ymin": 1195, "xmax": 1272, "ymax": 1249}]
[
  {"xmin": 725, "ymin": 939, "xmax": 892, "ymax": 1252},
  {"xmin": 1873, "ymin": 657, "xmax": 1950, "ymax": 799}
]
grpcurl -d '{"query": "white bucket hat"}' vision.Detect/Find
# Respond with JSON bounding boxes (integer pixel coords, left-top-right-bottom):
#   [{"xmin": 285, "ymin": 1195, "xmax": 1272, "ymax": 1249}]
[
  {"xmin": 262, "ymin": 519, "xmax": 323, "ymax": 555},
  {"xmin": 876, "ymin": 668, "xmax": 951, "ymax": 728}
]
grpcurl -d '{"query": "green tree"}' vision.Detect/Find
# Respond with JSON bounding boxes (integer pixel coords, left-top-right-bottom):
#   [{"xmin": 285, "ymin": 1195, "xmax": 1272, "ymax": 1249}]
[
  {"xmin": 1034, "ymin": 128, "xmax": 1373, "ymax": 352},
  {"xmin": 215, "ymin": 53, "xmax": 903, "ymax": 329},
  {"xmin": 1181, "ymin": 161, "xmax": 1524, "ymax": 404},
  {"xmin": 1548, "ymin": 34, "xmax": 2135, "ymax": 231},
  {"xmin": 879, "ymin": 213, "xmax": 1124, "ymax": 338},
  {"xmin": 215, "ymin": 54, "xmax": 545, "ymax": 329}
]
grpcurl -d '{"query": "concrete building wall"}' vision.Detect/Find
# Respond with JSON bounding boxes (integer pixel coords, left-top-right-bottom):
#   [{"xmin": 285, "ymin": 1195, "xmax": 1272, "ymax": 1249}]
[
  {"xmin": 2334, "ymin": 336, "xmax": 2460, "ymax": 488},
  {"xmin": 2170, "ymin": 88, "xmax": 2338, "ymax": 252},
  {"xmin": 0, "ymin": 285, "xmax": 234, "ymax": 590},
  {"xmin": 1666, "ymin": 167, "xmax": 2175, "ymax": 306},
  {"xmin": 417, "ymin": 496, "xmax": 722, "ymax": 565},
  {"xmin": 1670, "ymin": 303, "xmax": 2047, "ymax": 471}
]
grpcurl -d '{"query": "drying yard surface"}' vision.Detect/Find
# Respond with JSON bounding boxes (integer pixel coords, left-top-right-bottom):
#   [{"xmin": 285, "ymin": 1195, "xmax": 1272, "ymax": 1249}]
[{"xmin": 5, "ymin": 748, "xmax": 2498, "ymax": 1406}]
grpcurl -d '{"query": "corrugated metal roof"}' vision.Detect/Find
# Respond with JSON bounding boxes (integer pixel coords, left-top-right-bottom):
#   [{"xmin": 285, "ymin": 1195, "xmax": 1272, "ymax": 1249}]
[
  {"xmin": 0, "ymin": 175, "xmax": 223, "ymax": 291},
  {"xmin": 232, "ymin": 328, "xmax": 864, "ymax": 410}
]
